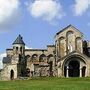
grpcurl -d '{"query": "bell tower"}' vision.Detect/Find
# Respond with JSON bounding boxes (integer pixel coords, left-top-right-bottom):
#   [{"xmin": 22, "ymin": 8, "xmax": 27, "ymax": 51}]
[
  {"xmin": 12, "ymin": 34, "xmax": 26, "ymax": 77},
  {"xmin": 12, "ymin": 34, "xmax": 25, "ymax": 56},
  {"xmin": 11, "ymin": 34, "xmax": 25, "ymax": 65}
]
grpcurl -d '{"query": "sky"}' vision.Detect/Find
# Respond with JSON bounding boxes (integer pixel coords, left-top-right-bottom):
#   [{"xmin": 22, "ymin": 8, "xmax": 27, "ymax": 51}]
[{"xmin": 0, "ymin": 0, "xmax": 90, "ymax": 68}]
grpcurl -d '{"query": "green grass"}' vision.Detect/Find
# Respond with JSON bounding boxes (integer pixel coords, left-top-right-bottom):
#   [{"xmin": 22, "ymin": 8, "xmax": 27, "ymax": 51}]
[{"xmin": 0, "ymin": 77, "xmax": 90, "ymax": 90}]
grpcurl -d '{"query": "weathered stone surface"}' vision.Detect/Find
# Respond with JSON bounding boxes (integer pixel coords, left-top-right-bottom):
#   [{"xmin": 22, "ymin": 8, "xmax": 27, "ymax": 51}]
[{"xmin": 1, "ymin": 25, "xmax": 90, "ymax": 80}]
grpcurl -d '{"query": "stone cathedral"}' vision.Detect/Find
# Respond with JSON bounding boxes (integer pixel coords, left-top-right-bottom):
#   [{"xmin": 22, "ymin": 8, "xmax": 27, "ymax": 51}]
[{"xmin": 0, "ymin": 25, "xmax": 90, "ymax": 80}]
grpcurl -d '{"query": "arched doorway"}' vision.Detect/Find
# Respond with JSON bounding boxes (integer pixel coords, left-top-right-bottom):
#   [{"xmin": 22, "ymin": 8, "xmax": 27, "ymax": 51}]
[
  {"xmin": 68, "ymin": 60, "xmax": 80, "ymax": 77},
  {"xmin": 82, "ymin": 66, "xmax": 86, "ymax": 77},
  {"xmin": 63, "ymin": 55, "xmax": 86, "ymax": 77},
  {"xmin": 10, "ymin": 70, "xmax": 14, "ymax": 80}
]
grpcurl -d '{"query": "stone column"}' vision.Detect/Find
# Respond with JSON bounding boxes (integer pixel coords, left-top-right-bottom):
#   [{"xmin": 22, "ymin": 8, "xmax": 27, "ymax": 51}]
[
  {"xmin": 80, "ymin": 67, "xmax": 82, "ymax": 77},
  {"xmin": 66, "ymin": 66, "xmax": 69, "ymax": 78},
  {"xmin": 85, "ymin": 66, "xmax": 87, "ymax": 77}
]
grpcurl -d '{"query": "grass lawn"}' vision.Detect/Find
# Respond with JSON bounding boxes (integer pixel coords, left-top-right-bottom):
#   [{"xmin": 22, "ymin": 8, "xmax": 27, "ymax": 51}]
[{"xmin": 0, "ymin": 77, "xmax": 90, "ymax": 90}]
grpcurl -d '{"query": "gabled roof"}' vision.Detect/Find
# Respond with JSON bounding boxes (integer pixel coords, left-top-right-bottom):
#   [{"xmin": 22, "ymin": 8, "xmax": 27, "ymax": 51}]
[
  {"xmin": 13, "ymin": 34, "xmax": 25, "ymax": 45},
  {"xmin": 56, "ymin": 24, "xmax": 83, "ymax": 36}
]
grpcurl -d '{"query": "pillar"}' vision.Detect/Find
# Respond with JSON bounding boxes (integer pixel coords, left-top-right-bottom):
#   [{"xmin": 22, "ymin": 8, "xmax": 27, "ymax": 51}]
[
  {"xmin": 66, "ymin": 66, "xmax": 69, "ymax": 78},
  {"xmin": 80, "ymin": 67, "xmax": 82, "ymax": 77}
]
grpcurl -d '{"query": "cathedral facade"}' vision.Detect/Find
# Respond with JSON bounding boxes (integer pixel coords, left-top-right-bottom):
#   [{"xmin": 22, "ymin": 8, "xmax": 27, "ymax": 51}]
[{"xmin": 1, "ymin": 25, "xmax": 90, "ymax": 80}]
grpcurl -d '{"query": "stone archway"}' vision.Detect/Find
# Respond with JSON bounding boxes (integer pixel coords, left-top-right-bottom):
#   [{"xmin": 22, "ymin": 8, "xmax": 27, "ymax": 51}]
[
  {"xmin": 63, "ymin": 55, "xmax": 86, "ymax": 77},
  {"xmin": 10, "ymin": 70, "xmax": 14, "ymax": 80}
]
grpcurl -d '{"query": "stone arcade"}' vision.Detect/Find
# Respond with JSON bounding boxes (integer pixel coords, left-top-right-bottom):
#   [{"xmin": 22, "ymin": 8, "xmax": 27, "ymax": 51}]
[{"xmin": 1, "ymin": 25, "xmax": 90, "ymax": 80}]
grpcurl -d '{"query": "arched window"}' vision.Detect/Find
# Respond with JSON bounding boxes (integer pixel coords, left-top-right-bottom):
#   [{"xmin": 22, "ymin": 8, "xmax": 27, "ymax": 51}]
[
  {"xmin": 31, "ymin": 54, "xmax": 38, "ymax": 61},
  {"xmin": 47, "ymin": 54, "xmax": 54, "ymax": 62},
  {"xmin": 59, "ymin": 37, "xmax": 65, "ymax": 57},
  {"xmin": 39, "ymin": 54, "xmax": 46, "ymax": 62},
  {"xmin": 76, "ymin": 37, "xmax": 82, "ymax": 52},
  {"xmin": 20, "ymin": 47, "xmax": 22, "ymax": 52},
  {"xmin": 16, "ymin": 47, "xmax": 18, "ymax": 51},
  {"xmin": 13, "ymin": 46, "xmax": 15, "ymax": 49},
  {"xmin": 66, "ymin": 31, "xmax": 74, "ymax": 53},
  {"xmin": 16, "ymin": 47, "xmax": 18, "ymax": 54},
  {"xmin": 26, "ymin": 55, "xmax": 31, "ymax": 61}
]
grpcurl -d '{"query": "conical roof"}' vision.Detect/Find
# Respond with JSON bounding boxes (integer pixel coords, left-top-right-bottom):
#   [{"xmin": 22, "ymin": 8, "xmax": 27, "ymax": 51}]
[{"xmin": 13, "ymin": 34, "xmax": 25, "ymax": 45}]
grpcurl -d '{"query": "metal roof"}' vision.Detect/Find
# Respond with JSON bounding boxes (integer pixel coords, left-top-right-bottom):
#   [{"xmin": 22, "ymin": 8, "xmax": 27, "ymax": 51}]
[{"xmin": 12, "ymin": 34, "xmax": 25, "ymax": 45}]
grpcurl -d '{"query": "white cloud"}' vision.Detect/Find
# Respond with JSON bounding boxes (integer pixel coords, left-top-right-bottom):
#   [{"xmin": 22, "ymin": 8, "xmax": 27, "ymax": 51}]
[
  {"xmin": 73, "ymin": 0, "xmax": 90, "ymax": 16},
  {"xmin": 27, "ymin": 0, "xmax": 65, "ymax": 22},
  {"xmin": 0, "ymin": 0, "xmax": 21, "ymax": 31},
  {"xmin": 0, "ymin": 53, "xmax": 6, "ymax": 69}
]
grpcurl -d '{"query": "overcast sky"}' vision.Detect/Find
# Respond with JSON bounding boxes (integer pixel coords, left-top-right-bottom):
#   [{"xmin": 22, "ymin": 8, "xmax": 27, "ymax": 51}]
[{"xmin": 0, "ymin": 0, "xmax": 90, "ymax": 68}]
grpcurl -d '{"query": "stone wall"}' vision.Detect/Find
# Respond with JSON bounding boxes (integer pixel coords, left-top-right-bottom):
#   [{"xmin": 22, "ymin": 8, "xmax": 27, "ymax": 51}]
[{"xmin": 1, "ymin": 64, "xmax": 17, "ymax": 80}]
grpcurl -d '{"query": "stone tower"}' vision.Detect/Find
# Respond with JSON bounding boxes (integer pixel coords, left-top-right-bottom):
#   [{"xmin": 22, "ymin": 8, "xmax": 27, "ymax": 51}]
[
  {"xmin": 12, "ymin": 34, "xmax": 26, "ymax": 77},
  {"xmin": 2, "ymin": 35, "xmax": 26, "ymax": 80}
]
